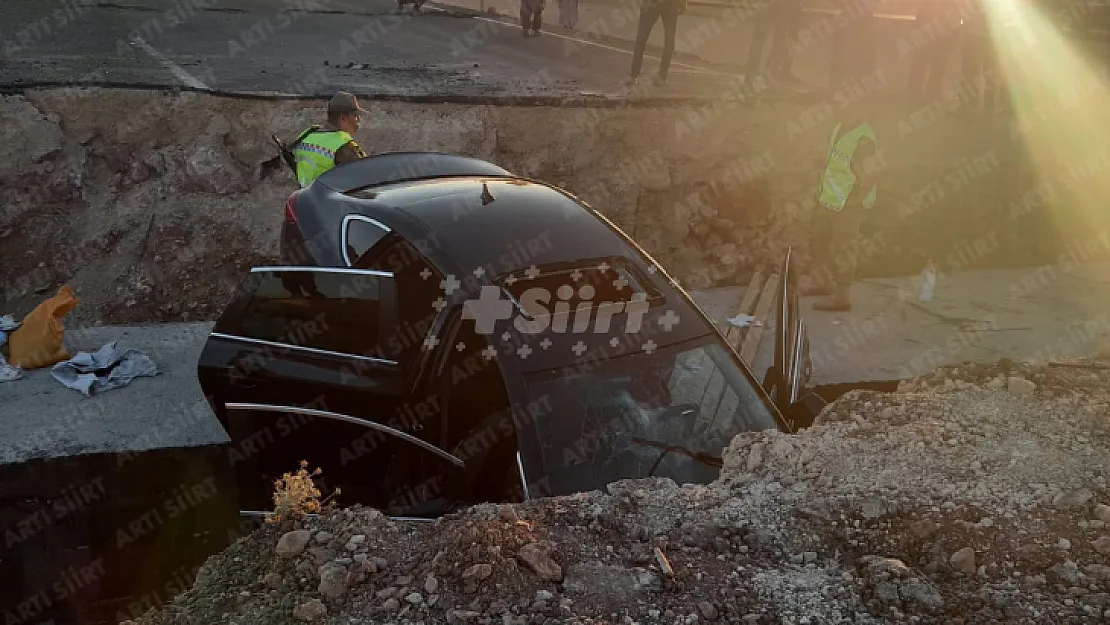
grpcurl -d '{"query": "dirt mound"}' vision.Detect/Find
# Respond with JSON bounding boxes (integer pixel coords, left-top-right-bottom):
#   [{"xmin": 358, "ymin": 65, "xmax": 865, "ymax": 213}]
[{"xmin": 129, "ymin": 357, "xmax": 1110, "ymax": 625}]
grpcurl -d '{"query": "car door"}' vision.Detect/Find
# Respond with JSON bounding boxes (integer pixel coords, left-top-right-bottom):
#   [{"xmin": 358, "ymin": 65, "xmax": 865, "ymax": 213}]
[
  {"xmin": 196, "ymin": 265, "xmax": 458, "ymax": 516},
  {"xmin": 766, "ymin": 246, "xmax": 821, "ymax": 429}
]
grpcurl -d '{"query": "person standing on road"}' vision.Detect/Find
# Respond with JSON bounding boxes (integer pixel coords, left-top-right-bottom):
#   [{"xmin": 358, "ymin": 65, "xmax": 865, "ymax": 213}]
[
  {"xmin": 743, "ymin": 0, "xmax": 803, "ymax": 86},
  {"xmin": 292, "ymin": 91, "xmax": 370, "ymax": 188},
  {"xmin": 521, "ymin": 0, "xmax": 546, "ymax": 36},
  {"xmin": 805, "ymin": 104, "xmax": 881, "ymax": 312},
  {"xmin": 627, "ymin": 0, "xmax": 688, "ymax": 86},
  {"xmin": 905, "ymin": 0, "xmax": 961, "ymax": 104},
  {"xmin": 959, "ymin": 3, "xmax": 1007, "ymax": 113},
  {"xmin": 830, "ymin": 0, "xmax": 878, "ymax": 85},
  {"xmin": 558, "ymin": 0, "xmax": 579, "ymax": 29}
]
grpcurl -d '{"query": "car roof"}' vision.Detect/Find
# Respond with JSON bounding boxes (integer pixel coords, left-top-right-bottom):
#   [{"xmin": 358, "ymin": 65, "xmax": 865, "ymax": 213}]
[
  {"xmin": 343, "ymin": 176, "xmax": 642, "ymax": 280},
  {"xmin": 315, "ymin": 151, "xmax": 514, "ymax": 193}
]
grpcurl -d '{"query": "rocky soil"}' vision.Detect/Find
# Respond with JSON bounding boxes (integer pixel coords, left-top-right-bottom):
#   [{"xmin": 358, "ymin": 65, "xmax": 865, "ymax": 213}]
[{"xmin": 130, "ymin": 355, "xmax": 1110, "ymax": 625}]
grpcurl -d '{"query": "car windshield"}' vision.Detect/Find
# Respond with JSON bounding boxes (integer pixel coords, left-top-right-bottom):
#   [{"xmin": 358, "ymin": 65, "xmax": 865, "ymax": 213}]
[{"xmin": 521, "ymin": 336, "xmax": 781, "ymax": 497}]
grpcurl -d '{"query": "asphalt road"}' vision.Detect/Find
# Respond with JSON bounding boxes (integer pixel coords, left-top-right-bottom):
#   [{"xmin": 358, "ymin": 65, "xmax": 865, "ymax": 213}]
[{"xmin": 0, "ymin": 0, "xmax": 741, "ymax": 98}]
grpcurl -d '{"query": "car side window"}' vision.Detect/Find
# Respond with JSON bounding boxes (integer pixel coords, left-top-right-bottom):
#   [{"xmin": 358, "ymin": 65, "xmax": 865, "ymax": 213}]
[
  {"xmin": 344, "ymin": 215, "xmax": 391, "ymax": 267},
  {"xmin": 218, "ymin": 268, "xmax": 396, "ymax": 361},
  {"xmin": 357, "ymin": 237, "xmax": 444, "ymax": 368}
]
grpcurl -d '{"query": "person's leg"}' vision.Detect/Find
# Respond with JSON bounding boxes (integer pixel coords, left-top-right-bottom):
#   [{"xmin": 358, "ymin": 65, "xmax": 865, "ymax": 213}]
[
  {"xmin": 768, "ymin": 0, "xmax": 799, "ymax": 78},
  {"xmin": 745, "ymin": 7, "xmax": 774, "ymax": 79},
  {"xmin": 957, "ymin": 33, "xmax": 982, "ymax": 111},
  {"xmin": 924, "ymin": 35, "xmax": 956, "ymax": 102},
  {"xmin": 856, "ymin": 17, "xmax": 876, "ymax": 78},
  {"xmin": 907, "ymin": 44, "xmax": 928, "ymax": 101},
  {"xmin": 630, "ymin": 4, "xmax": 659, "ymax": 80},
  {"xmin": 804, "ymin": 204, "xmax": 836, "ymax": 296},
  {"xmin": 656, "ymin": 4, "xmax": 679, "ymax": 82},
  {"xmin": 830, "ymin": 16, "xmax": 861, "ymax": 85},
  {"xmin": 521, "ymin": 0, "xmax": 531, "ymax": 34},
  {"xmin": 815, "ymin": 200, "xmax": 865, "ymax": 310},
  {"xmin": 532, "ymin": 7, "xmax": 543, "ymax": 33}
]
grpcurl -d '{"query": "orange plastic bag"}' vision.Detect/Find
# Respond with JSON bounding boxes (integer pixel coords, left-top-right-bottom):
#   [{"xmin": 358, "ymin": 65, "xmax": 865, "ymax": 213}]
[{"xmin": 8, "ymin": 285, "xmax": 80, "ymax": 369}]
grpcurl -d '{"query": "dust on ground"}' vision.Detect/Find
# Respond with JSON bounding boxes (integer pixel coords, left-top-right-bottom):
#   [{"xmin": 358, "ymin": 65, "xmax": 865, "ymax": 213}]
[{"xmin": 131, "ymin": 354, "xmax": 1110, "ymax": 625}]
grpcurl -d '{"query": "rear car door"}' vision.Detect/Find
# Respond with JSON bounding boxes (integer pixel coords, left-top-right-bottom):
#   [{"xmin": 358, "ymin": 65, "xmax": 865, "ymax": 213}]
[{"xmin": 197, "ymin": 265, "xmax": 460, "ymax": 516}]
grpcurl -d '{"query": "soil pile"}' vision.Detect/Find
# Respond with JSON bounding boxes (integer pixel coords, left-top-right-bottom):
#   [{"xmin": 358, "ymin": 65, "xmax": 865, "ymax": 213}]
[{"xmin": 132, "ymin": 357, "xmax": 1110, "ymax": 624}]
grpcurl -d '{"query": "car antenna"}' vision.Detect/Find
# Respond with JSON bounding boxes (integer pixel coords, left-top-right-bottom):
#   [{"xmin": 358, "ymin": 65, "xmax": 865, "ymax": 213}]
[{"xmin": 480, "ymin": 182, "xmax": 495, "ymax": 205}]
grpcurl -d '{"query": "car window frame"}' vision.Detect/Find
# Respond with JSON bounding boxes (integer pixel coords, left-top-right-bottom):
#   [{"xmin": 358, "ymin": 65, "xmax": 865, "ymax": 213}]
[
  {"xmin": 342, "ymin": 214, "xmax": 393, "ymax": 268},
  {"xmin": 212, "ymin": 265, "xmax": 401, "ymax": 368}
]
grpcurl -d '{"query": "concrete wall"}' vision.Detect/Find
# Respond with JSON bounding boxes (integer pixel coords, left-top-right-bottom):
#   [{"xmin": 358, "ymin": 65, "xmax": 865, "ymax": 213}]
[{"xmin": 1, "ymin": 88, "xmax": 1102, "ymax": 326}]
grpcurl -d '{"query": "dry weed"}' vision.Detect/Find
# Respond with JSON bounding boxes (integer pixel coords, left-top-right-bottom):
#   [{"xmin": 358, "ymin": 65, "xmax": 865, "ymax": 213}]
[{"xmin": 267, "ymin": 460, "xmax": 340, "ymax": 526}]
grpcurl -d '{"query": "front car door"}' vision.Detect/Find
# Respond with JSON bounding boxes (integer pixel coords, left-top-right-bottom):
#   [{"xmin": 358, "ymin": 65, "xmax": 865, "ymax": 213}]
[
  {"xmin": 197, "ymin": 265, "xmax": 463, "ymax": 517},
  {"xmin": 767, "ymin": 246, "xmax": 825, "ymax": 429}
]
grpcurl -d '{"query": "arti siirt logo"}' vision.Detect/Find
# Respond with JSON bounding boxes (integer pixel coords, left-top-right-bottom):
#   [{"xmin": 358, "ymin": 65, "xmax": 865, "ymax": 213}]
[{"xmin": 461, "ymin": 283, "xmax": 651, "ymax": 335}]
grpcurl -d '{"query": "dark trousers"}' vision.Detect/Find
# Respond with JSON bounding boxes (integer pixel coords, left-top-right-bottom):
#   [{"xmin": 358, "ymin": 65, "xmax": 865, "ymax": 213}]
[
  {"xmin": 907, "ymin": 31, "xmax": 956, "ymax": 101},
  {"xmin": 745, "ymin": 0, "xmax": 801, "ymax": 78},
  {"xmin": 810, "ymin": 201, "xmax": 865, "ymax": 288},
  {"xmin": 830, "ymin": 15, "xmax": 875, "ymax": 84},
  {"xmin": 521, "ymin": 2, "xmax": 542, "ymax": 31},
  {"xmin": 630, "ymin": 2, "xmax": 681, "ymax": 79},
  {"xmin": 960, "ymin": 33, "xmax": 1007, "ymax": 111}
]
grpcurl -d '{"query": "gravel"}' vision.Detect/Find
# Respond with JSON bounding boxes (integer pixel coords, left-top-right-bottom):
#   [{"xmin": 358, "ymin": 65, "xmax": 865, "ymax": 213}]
[{"xmin": 130, "ymin": 355, "xmax": 1110, "ymax": 625}]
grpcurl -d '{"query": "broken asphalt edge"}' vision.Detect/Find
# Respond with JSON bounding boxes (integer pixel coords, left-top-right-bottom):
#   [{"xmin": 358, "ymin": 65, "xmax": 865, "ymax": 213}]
[{"xmin": 0, "ymin": 81, "xmax": 825, "ymax": 107}]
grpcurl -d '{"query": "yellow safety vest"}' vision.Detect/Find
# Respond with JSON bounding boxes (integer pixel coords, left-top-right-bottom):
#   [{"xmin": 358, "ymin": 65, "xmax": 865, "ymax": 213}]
[
  {"xmin": 294, "ymin": 129, "xmax": 355, "ymax": 188},
  {"xmin": 818, "ymin": 122, "xmax": 877, "ymax": 212}
]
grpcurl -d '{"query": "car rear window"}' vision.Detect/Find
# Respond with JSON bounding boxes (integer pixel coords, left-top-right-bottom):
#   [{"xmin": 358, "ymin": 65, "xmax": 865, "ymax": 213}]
[{"xmin": 500, "ymin": 262, "xmax": 659, "ymax": 308}]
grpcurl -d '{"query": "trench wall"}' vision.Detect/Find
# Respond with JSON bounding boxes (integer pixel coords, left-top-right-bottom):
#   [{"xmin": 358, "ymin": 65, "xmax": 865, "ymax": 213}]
[{"xmin": 1, "ymin": 88, "xmax": 1105, "ymax": 326}]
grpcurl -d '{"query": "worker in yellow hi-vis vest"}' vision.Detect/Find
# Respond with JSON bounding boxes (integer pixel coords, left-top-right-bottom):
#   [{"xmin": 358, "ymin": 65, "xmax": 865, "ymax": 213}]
[
  {"xmin": 292, "ymin": 91, "xmax": 370, "ymax": 188},
  {"xmin": 805, "ymin": 108, "xmax": 879, "ymax": 312}
]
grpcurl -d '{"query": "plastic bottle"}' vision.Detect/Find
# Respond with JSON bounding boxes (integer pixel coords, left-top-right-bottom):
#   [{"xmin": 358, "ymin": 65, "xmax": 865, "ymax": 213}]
[{"xmin": 919, "ymin": 259, "xmax": 937, "ymax": 302}]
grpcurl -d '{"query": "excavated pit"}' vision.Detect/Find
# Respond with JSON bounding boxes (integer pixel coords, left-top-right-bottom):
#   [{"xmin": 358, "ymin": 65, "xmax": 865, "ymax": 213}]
[{"xmin": 3, "ymin": 87, "xmax": 1107, "ymax": 328}]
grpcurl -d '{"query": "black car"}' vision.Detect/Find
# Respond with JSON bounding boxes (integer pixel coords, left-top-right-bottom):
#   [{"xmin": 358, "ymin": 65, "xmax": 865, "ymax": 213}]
[{"xmin": 197, "ymin": 152, "xmax": 822, "ymax": 520}]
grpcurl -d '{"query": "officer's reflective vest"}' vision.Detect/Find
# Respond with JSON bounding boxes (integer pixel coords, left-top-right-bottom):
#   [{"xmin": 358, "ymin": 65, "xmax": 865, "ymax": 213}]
[
  {"xmin": 293, "ymin": 129, "xmax": 354, "ymax": 188},
  {"xmin": 818, "ymin": 121, "xmax": 877, "ymax": 212}
]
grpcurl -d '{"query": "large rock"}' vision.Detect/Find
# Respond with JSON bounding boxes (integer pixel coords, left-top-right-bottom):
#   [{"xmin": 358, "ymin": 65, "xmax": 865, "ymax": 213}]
[
  {"xmin": 1093, "ymin": 536, "xmax": 1110, "ymax": 556},
  {"xmin": 860, "ymin": 556, "xmax": 944, "ymax": 612},
  {"xmin": 1053, "ymin": 489, "xmax": 1094, "ymax": 510},
  {"xmin": 1007, "ymin": 377, "xmax": 1036, "ymax": 395},
  {"xmin": 0, "ymin": 96, "xmax": 64, "ymax": 173},
  {"xmin": 563, "ymin": 562, "xmax": 660, "ymax": 604},
  {"xmin": 462, "ymin": 563, "xmax": 493, "ymax": 581},
  {"xmin": 318, "ymin": 563, "xmax": 350, "ymax": 598},
  {"xmin": 1095, "ymin": 504, "xmax": 1110, "ymax": 523},
  {"xmin": 292, "ymin": 599, "xmax": 327, "ymax": 622},
  {"xmin": 181, "ymin": 144, "xmax": 250, "ymax": 195},
  {"xmin": 949, "ymin": 547, "xmax": 977, "ymax": 576},
  {"xmin": 518, "ymin": 541, "xmax": 563, "ymax": 582},
  {"xmin": 276, "ymin": 530, "xmax": 313, "ymax": 558}
]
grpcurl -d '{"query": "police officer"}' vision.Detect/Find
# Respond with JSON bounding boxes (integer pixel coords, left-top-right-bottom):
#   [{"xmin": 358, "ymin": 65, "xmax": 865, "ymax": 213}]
[
  {"xmin": 805, "ymin": 104, "xmax": 880, "ymax": 312},
  {"xmin": 292, "ymin": 91, "xmax": 370, "ymax": 188}
]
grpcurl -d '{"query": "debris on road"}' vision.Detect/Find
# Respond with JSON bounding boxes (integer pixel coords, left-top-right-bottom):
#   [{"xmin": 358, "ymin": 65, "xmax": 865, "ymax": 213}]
[
  {"xmin": 6, "ymin": 285, "xmax": 78, "ymax": 369},
  {"xmin": 49, "ymin": 341, "xmax": 159, "ymax": 396},
  {"xmin": 133, "ymin": 355, "xmax": 1110, "ymax": 624},
  {"xmin": 0, "ymin": 355, "xmax": 22, "ymax": 382},
  {"xmin": 0, "ymin": 314, "xmax": 20, "ymax": 346}
]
